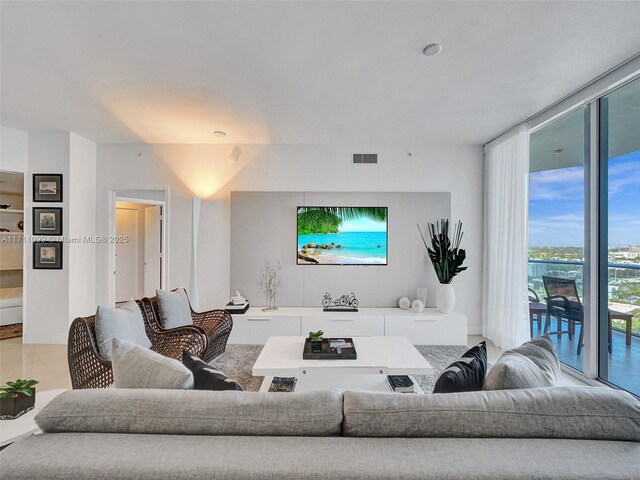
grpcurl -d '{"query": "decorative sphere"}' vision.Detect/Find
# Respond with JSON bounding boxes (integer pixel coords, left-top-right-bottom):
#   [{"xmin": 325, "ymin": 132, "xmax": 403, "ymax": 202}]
[
  {"xmin": 411, "ymin": 299, "xmax": 425, "ymax": 312},
  {"xmin": 399, "ymin": 297, "xmax": 411, "ymax": 310}
]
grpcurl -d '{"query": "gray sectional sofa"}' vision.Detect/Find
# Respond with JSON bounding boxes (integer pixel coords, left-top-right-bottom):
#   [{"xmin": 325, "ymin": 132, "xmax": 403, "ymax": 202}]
[{"xmin": 2, "ymin": 386, "xmax": 640, "ymax": 479}]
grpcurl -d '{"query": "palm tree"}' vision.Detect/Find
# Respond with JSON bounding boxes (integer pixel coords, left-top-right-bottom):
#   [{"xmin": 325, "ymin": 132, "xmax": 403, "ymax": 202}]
[{"xmin": 297, "ymin": 207, "xmax": 387, "ymax": 234}]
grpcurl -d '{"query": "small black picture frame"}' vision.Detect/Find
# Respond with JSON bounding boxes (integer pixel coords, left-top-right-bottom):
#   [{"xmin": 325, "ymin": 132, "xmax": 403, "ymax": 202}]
[
  {"xmin": 33, "ymin": 241, "xmax": 63, "ymax": 270},
  {"xmin": 33, "ymin": 174, "xmax": 63, "ymax": 202},
  {"xmin": 33, "ymin": 207, "xmax": 63, "ymax": 236}
]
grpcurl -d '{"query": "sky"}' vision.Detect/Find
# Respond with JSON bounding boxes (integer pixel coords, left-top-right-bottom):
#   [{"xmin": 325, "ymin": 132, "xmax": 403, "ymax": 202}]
[
  {"xmin": 529, "ymin": 149, "xmax": 640, "ymax": 247},
  {"xmin": 340, "ymin": 216, "xmax": 387, "ymax": 233}
]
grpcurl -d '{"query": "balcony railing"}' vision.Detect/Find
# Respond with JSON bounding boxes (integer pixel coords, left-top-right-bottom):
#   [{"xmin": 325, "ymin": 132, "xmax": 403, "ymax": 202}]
[{"xmin": 528, "ymin": 258, "xmax": 640, "ymax": 336}]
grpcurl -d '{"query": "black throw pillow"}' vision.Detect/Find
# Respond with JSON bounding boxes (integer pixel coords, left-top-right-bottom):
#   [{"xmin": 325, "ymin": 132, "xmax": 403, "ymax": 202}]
[
  {"xmin": 432, "ymin": 341, "xmax": 488, "ymax": 394},
  {"xmin": 182, "ymin": 351, "xmax": 244, "ymax": 391}
]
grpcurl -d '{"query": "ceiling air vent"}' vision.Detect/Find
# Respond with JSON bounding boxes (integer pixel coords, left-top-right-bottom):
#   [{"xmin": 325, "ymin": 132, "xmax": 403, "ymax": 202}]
[{"xmin": 353, "ymin": 153, "xmax": 378, "ymax": 164}]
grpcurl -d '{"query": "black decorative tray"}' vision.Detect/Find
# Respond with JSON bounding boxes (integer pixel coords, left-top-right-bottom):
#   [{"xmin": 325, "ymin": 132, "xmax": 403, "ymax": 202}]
[
  {"xmin": 302, "ymin": 338, "xmax": 357, "ymax": 360},
  {"xmin": 224, "ymin": 302, "xmax": 250, "ymax": 314}
]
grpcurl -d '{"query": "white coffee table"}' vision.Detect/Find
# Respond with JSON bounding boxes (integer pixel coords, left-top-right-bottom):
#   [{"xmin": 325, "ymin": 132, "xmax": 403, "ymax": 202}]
[
  {"xmin": 253, "ymin": 336, "xmax": 433, "ymax": 393},
  {"xmin": 0, "ymin": 389, "xmax": 66, "ymax": 447}
]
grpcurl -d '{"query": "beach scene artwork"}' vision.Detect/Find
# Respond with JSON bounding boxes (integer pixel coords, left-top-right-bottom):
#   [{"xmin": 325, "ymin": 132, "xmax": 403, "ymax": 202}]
[{"xmin": 297, "ymin": 206, "xmax": 388, "ymax": 265}]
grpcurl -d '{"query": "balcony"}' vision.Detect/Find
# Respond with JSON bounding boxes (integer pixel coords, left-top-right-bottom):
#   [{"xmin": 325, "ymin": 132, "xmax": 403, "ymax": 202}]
[{"xmin": 528, "ymin": 259, "xmax": 640, "ymax": 395}]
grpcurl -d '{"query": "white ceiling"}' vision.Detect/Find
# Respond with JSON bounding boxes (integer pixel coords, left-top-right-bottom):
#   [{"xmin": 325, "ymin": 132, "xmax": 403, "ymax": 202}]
[
  {"xmin": 530, "ymin": 79, "xmax": 640, "ymax": 172},
  {"xmin": 1, "ymin": 1, "xmax": 640, "ymax": 146}
]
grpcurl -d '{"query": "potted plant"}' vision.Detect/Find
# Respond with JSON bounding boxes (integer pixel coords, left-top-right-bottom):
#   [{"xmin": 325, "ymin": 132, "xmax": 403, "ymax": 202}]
[
  {"xmin": 0, "ymin": 378, "xmax": 39, "ymax": 420},
  {"xmin": 418, "ymin": 219, "xmax": 467, "ymax": 313},
  {"xmin": 308, "ymin": 330, "xmax": 324, "ymax": 353}
]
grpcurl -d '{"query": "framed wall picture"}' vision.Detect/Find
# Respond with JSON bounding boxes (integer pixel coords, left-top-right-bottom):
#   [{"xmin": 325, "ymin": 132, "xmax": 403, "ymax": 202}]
[
  {"xmin": 33, "ymin": 207, "xmax": 63, "ymax": 236},
  {"xmin": 33, "ymin": 174, "xmax": 63, "ymax": 202},
  {"xmin": 33, "ymin": 241, "xmax": 63, "ymax": 270}
]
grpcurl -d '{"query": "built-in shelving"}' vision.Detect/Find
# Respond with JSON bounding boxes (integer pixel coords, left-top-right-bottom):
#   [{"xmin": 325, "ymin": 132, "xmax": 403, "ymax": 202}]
[{"xmin": 0, "ymin": 170, "xmax": 24, "ymax": 327}]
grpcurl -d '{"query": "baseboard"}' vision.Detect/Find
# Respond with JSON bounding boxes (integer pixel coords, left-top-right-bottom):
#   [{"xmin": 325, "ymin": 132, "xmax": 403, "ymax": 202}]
[{"xmin": 468, "ymin": 325, "xmax": 482, "ymax": 335}]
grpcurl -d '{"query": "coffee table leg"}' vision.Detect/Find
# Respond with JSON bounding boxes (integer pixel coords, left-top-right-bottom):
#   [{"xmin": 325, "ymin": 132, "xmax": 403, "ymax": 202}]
[{"xmin": 259, "ymin": 376, "xmax": 274, "ymax": 392}]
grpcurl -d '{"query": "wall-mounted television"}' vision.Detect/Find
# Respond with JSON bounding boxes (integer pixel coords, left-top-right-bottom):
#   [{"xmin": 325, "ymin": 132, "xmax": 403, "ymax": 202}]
[{"xmin": 297, "ymin": 206, "xmax": 388, "ymax": 265}]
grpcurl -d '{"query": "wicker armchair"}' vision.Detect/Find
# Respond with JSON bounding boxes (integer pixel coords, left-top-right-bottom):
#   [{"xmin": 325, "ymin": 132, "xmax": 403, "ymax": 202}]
[
  {"xmin": 67, "ymin": 300, "xmax": 208, "ymax": 389},
  {"xmin": 141, "ymin": 292, "xmax": 232, "ymax": 362}
]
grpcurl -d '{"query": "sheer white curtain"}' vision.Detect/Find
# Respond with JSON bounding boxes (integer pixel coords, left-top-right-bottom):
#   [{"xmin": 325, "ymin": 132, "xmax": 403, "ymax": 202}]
[{"xmin": 482, "ymin": 124, "xmax": 530, "ymax": 349}]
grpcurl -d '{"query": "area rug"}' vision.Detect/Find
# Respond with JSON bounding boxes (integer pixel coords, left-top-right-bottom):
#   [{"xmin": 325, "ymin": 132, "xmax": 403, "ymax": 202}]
[
  {"xmin": 0, "ymin": 323, "xmax": 22, "ymax": 340},
  {"xmin": 211, "ymin": 344, "xmax": 467, "ymax": 394}
]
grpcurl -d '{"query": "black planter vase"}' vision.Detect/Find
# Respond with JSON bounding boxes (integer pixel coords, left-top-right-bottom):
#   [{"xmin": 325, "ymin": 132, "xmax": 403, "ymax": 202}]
[{"xmin": 0, "ymin": 389, "xmax": 36, "ymax": 420}]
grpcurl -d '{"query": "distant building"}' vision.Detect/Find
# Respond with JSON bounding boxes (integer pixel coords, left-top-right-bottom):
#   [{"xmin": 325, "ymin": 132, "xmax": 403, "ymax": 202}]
[{"xmin": 529, "ymin": 262, "xmax": 547, "ymax": 277}]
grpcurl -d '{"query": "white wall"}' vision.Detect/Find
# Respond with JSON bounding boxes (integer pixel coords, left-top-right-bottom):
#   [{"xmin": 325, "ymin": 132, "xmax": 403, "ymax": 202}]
[
  {"xmin": 230, "ymin": 191, "xmax": 451, "ymax": 308},
  {"xmin": 25, "ymin": 132, "xmax": 71, "ymax": 343},
  {"xmin": 68, "ymin": 132, "xmax": 97, "ymax": 319},
  {"xmin": 97, "ymin": 143, "xmax": 483, "ymax": 333},
  {"xmin": 1, "ymin": 127, "xmax": 28, "ymax": 172},
  {"xmin": 20, "ymin": 131, "xmax": 96, "ymax": 344}
]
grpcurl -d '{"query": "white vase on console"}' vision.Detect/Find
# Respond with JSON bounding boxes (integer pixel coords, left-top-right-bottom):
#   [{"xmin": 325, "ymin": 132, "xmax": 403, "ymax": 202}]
[
  {"xmin": 436, "ymin": 283, "xmax": 455, "ymax": 313},
  {"xmin": 416, "ymin": 287, "xmax": 428, "ymax": 306}
]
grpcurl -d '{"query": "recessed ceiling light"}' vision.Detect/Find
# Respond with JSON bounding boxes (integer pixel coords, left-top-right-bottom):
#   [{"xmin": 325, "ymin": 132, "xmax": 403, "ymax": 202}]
[
  {"xmin": 422, "ymin": 43, "xmax": 442, "ymax": 57},
  {"xmin": 213, "ymin": 130, "xmax": 227, "ymax": 137},
  {"xmin": 555, "ymin": 149, "xmax": 563, "ymax": 155}
]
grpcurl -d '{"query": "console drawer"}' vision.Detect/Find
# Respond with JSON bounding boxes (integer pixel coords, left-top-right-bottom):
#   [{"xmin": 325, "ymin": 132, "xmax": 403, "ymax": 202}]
[
  {"xmin": 228, "ymin": 315, "xmax": 301, "ymax": 344},
  {"xmin": 384, "ymin": 313, "xmax": 467, "ymax": 345},
  {"xmin": 302, "ymin": 314, "xmax": 384, "ymax": 337}
]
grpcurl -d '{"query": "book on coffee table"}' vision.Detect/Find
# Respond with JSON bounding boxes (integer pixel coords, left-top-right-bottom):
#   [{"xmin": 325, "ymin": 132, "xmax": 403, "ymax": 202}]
[
  {"xmin": 387, "ymin": 375, "xmax": 415, "ymax": 393},
  {"xmin": 268, "ymin": 377, "xmax": 297, "ymax": 392}
]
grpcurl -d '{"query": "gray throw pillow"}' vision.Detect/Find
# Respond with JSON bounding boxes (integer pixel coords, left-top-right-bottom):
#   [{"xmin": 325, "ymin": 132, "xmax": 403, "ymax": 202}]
[
  {"xmin": 484, "ymin": 336, "xmax": 561, "ymax": 390},
  {"xmin": 95, "ymin": 300, "xmax": 151, "ymax": 360},
  {"xmin": 156, "ymin": 288, "xmax": 192, "ymax": 329},
  {"xmin": 111, "ymin": 338, "xmax": 194, "ymax": 389}
]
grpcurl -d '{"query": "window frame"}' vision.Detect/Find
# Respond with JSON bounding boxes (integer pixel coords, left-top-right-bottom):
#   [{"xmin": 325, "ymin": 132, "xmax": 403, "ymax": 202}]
[{"xmin": 527, "ymin": 72, "xmax": 640, "ymax": 394}]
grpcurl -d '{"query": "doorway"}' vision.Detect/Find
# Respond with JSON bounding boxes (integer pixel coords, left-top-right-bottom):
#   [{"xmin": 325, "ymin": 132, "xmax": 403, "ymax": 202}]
[{"xmin": 112, "ymin": 196, "xmax": 166, "ymax": 303}]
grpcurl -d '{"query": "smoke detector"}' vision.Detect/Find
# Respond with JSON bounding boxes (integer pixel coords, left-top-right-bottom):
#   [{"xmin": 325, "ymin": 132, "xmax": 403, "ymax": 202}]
[{"xmin": 229, "ymin": 146, "xmax": 241, "ymax": 162}]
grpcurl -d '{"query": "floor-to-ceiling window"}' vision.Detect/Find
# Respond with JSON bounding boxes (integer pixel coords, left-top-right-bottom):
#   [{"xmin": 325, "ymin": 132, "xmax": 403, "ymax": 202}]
[
  {"xmin": 599, "ymin": 78, "xmax": 640, "ymax": 396},
  {"xmin": 528, "ymin": 75, "xmax": 640, "ymax": 396},
  {"xmin": 529, "ymin": 107, "xmax": 588, "ymax": 372}
]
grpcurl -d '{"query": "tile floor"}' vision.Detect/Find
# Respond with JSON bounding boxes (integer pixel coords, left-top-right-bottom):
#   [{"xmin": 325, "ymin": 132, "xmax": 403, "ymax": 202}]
[{"xmin": 0, "ymin": 337, "xmax": 71, "ymax": 391}]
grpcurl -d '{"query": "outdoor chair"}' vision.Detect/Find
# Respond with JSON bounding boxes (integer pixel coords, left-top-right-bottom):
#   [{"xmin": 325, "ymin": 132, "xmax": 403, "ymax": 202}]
[
  {"xmin": 140, "ymin": 290, "xmax": 232, "ymax": 362},
  {"xmin": 67, "ymin": 300, "xmax": 208, "ymax": 389},
  {"xmin": 542, "ymin": 276, "xmax": 585, "ymax": 355},
  {"xmin": 528, "ymin": 288, "xmax": 547, "ymax": 337}
]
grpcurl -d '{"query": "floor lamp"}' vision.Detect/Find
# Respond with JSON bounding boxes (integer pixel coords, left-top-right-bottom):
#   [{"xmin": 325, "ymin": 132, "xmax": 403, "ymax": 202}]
[{"xmin": 190, "ymin": 196, "xmax": 201, "ymax": 310}]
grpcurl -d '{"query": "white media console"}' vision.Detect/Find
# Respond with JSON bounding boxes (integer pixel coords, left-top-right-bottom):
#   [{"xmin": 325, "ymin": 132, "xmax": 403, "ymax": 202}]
[{"xmin": 227, "ymin": 307, "xmax": 467, "ymax": 345}]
